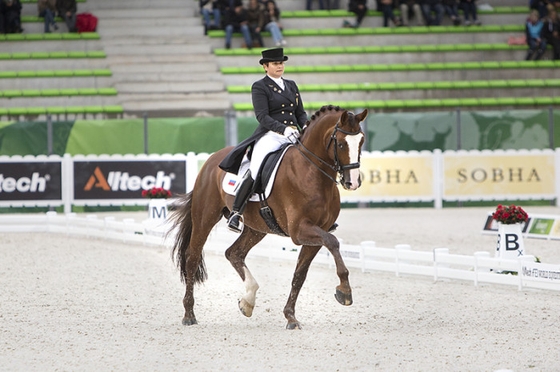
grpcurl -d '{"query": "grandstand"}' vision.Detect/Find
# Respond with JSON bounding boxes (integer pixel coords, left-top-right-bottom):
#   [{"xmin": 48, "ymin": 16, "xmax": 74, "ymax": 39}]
[{"xmin": 0, "ymin": 0, "xmax": 552, "ymax": 120}]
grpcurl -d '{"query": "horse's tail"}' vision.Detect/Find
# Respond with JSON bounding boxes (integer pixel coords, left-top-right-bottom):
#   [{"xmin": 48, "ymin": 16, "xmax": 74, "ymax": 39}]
[{"xmin": 168, "ymin": 192, "xmax": 208, "ymax": 285}]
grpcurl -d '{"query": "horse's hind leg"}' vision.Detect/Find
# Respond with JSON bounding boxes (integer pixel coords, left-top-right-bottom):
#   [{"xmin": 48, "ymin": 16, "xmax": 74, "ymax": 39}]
[
  {"xmin": 225, "ymin": 227, "xmax": 267, "ymax": 318},
  {"xmin": 283, "ymin": 245, "xmax": 321, "ymax": 330}
]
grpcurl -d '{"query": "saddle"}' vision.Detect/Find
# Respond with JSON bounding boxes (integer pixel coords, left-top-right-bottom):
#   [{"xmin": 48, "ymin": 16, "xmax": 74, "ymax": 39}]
[{"xmin": 222, "ymin": 144, "xmax": 292, "ymax": 236}]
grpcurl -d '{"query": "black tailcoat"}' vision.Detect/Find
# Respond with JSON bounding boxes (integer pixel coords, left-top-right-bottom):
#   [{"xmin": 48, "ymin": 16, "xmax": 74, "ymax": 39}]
[{"xmin": 219, "ymin": 75, "xmax": 307, "ymax": 174}]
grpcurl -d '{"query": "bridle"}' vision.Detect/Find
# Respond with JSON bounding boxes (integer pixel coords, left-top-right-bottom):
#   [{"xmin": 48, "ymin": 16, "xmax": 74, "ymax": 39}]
[{"xmin": 294, "ymin": 120, "xmax": 362, "ymax": 185}]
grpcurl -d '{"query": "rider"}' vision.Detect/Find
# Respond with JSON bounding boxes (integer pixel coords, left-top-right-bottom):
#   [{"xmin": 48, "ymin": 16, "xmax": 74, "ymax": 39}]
[{"xmin": 219, "ymin": 47, "xmax": 308, "ymax": 233}]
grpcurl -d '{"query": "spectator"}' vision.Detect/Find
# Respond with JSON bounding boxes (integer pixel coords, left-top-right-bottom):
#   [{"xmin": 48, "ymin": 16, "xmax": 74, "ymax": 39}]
[
  {"xmin": 263, "ymin": 0, "xmax": 287, "ymax": 46},
  {"xmin": 57, "ymin": 0, "xmax": 76, "ymax": 32},
  {"xmin": 38, "ymin": 0, "xmax": 58, "ymax": 33},
  {"xmin": 525, "ymin": 9, "xmax": 547, "ymax": 60},
  {"xmin": 306, "ymin": 0, "xmax": 325, "ymax": 10},
  {"xmin": 380, "ymin": 0, "xmax": 401, "ymax": 27},
  {"xmin": 247, "ymin": 0, "xmax": 265, "ymax": 47},
  {"xmin": 420, "ymin": 0, "xmax": 444, "ymax": 26},
  {"xmin": 459, "ymin": 0, "xmax": 480, "ymax": 26},
  {"xmin": 200, "ymin": 0, "xmax": 222, "ymax": 34},
  {"xmin": 343, "ymin": 0, "xmax": 368, "ymax": 28},
  {"xmin": 224, "ymin": 0, "xmax": 253, "ymax": 49},
  {"xmin": 0, "ymin": 0, "xmax": 23, "ymax": 34},
  {"xmin": 442, "ymin": 0, "xmax": 461, "ymax": 25},
  {"xmin": 400, "ymin": 0, "xmax": 422, "ymax": 26},
  {"xmin": 542, "ymin": 8, "xmax": 560, "ymax": 59}
]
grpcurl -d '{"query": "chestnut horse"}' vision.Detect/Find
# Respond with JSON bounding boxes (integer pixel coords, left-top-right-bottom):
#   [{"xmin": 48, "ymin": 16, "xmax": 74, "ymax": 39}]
[{"xmin": 169, "ymin": 105, "xmax": 368, "ymax": 329}]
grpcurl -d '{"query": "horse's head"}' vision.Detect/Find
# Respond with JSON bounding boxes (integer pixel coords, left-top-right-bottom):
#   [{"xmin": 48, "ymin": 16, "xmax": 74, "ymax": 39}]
[{"xmin": 329, "ymin": 109, "xmax": 368, "ymax": 190}]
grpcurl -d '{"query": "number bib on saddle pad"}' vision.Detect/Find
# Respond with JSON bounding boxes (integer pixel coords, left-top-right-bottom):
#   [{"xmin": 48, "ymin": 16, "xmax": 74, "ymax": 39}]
[{"xmin": 222, "ymin": 144, "xmax": 292, "ymax": 201}]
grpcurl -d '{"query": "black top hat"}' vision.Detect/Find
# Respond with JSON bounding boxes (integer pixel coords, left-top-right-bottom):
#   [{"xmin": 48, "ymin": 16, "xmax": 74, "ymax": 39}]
[{"xmin": 259, "ymin": 47, "xmax": 289, "ymax": 65}]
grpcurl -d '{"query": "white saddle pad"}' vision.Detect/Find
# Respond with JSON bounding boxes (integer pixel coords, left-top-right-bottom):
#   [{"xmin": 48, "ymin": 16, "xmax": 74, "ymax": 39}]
[{"xmin": 222, "ymin": 146, "xmax": 290, "ymax": 202}]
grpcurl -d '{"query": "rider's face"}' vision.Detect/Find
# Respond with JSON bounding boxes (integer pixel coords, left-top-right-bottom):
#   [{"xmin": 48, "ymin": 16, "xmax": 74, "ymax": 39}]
[{"xmin": 264, "ymin": 61, "xmax": 285, "ymax": 79}]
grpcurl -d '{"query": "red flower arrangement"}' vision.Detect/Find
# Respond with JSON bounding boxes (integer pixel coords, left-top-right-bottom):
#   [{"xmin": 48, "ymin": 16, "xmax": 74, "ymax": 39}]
[
  {"xmin": 492, "ymin": 204, "xmax": 529, "ymax": 225},
  {"xmin": 141, "ymin": 187, "xmax": 172, "ymax": 199}
]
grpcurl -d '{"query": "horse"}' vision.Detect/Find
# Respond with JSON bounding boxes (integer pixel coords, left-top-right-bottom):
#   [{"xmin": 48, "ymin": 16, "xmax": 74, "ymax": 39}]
[{"xmin": 169, "ymin": 105, "xmax": 368, "ymax": 329}]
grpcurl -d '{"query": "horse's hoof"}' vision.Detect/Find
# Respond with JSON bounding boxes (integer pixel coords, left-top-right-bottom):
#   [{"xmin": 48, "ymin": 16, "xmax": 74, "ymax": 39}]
[
  {"xmin": 334, "ymin": 289, "xmax": 353, "ymax": 306},
  {"xmin": 182, "ymin": 317, "xmax": 198, "ymax": 326},
  {"xmin": 238, "ymin": 298, "xmax": 254, "ymax": 317},
  {"xmin": 286, "ymin": 321, "xmax": 302, "ymax": 330}
]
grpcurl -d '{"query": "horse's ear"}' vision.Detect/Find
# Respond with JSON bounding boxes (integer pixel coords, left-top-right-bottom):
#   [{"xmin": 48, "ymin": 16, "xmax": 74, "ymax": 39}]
[
  {"xmin": 355, "ymin": 109, "xmax": 368, "ymax": 123},
  {"xmin": 340, "ymin": 110, "xmax": 349, "ymax": 122}
]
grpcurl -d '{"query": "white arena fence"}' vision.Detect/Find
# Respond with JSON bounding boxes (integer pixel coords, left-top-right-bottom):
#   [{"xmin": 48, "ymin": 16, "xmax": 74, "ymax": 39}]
[
  {"xmin": 2, "ymin": 212, "xmax": 559, "ymax": 293},
  {"xmin": 1, "ymin": 148, "xmax": 559, "ymax": 212}
]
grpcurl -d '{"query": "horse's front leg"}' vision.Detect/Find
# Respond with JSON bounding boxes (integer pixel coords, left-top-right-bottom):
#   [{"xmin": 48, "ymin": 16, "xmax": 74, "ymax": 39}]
[
  {"xmin": 225, "ymin": 227, "xmax": 267, "ymax": 318},
  {"xmin": 284, "ymin": 245, "xmax": 321, "ymax": 329},
  {"xmin": 294, "ymin": 225, "xmax": 353, "ymax": 307}
]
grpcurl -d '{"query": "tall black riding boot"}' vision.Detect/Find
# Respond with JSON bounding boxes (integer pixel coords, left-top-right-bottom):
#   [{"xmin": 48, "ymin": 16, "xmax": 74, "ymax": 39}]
[{"xmin": 227, "ymin": 172, "xmax": 254, "ymax": 233}]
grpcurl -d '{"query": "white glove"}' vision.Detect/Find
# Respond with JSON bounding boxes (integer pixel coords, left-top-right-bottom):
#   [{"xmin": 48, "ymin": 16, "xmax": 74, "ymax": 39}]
[{"xmin": 283, "ymin": 126, "xmax": 300, "ymax": 143}]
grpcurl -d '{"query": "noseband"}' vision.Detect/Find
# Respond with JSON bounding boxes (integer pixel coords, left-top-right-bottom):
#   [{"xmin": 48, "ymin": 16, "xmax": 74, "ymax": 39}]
[{"xmin": 295, "ymin": 120, "xmax": 362, "ymax": 185}]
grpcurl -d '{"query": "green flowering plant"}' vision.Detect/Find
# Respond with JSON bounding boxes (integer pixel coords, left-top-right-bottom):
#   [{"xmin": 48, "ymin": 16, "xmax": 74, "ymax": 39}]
[
  {"xmin": 492, "ymin": 204, "xmax": 529, "ymax": 225},
  {"xmin": 141, "ymin": 187, "xmax": 172, "ymax": 199}
]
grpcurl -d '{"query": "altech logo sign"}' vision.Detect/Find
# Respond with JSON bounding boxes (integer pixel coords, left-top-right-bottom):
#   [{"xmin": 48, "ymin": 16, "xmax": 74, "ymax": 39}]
[
  {"xmin": 0, "ymin": 162, "xmax": 62, "ymax": 201},
  {"xmin": 73, "ymin": 160, "xmax": 186, "ymax": 200}
]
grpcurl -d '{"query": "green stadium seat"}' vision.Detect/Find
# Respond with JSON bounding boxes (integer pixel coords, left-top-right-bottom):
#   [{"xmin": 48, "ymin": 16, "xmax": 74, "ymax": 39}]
[
  {"xmin": 0, "ymin": 70, "xmax": 17, "ymax": 79},
  {"xmin": 534, "ymin": 97, "xmax": 554, "ymax": 105},
  {"xmin": 11, "ymin": 52, "xmax": 31, "ymax": 59},
  {"xmin": 365, "ymin": 100, "xmax": 386, "ymax": 109},
  {"xmin": 478, "ymin": 98, "xmax": 500, "ymax": 106},
  {"xmin": 65, "ymin": 106, "xmax": 86, "ymax": 115},
  {"xmin": 3, "ymin": 90, "xmax": 22, "ymax": 97},
  {"xmin": 22, "ymin": 90, "xmax": 41, "ymax": 97},
  {"xmin": 35, "ymin": 70, "xmax": 55, "ymax": 77},
  {"xmin": 515, "ymin": 97, "xmax": 535, "ymax": 105},
  {"xmin": 26, "ymin": 107, "xmax": 47, "ymax": 116},
  {"xmin": 46, "ymin": 107, "xmax": 67, "ymax": 115},
  {"xmin": 104, "ymin": 106, "xmax": 125, "ymax": 114},
  {"xmin": 78, "ymin": 88, "xmax": 98, "ymax": 95},
  {"xmin": 496, "ymin": 97, "xmax": 517, "ymax": 106},
  {"xmin": 30, "ymin": 52, "xmax": 50, "ymax": 59},
  {"xmin": 441, "ymin": 99, "xmax": 461, "ymax": 107},
  {"xmin": 41, "ymin": 89, "xmax": 61, "ymax": 97},
  {"xmin": 458, "ymin": 98, "xmax": 479, "ymax": 106},
  {"xmin": 97, "ymin": 88, "xmax": 118, "ymax": 95},
  {"xmin": 59, "ymin": 88, "xmax": 79, "ymax": 96},
  {"xmin": 8, "ymin": 107, "xmax": 27, "ymax": 116},
  {"xmin": 470, "ymin": 81, "xmax": 490, "ymax": 88}
]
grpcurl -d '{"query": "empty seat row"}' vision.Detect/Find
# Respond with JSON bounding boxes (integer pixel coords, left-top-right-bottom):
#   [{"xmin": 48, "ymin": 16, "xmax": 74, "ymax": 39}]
[
  {"xmin": 221, "ymin": 60, "xmax": 560, "ymax": 74},
  {"xmin": 0, "ymin": 105, "xmax": 123, "ymax": 117},
  {"xmin": 0, "ymin": 87, "xmax": 117, "ymax": 98},
  {"xmin": 0, "ymin": 69, "xmax": 111, "ymax": 78},
  {"xmin": 233, "ymin": 97, "xmax": 560, "ymax": 111},
  {"xmin": 227, "ymin": 79, "xmax": 560, "ymax": 93},
  {"xmin": 0, "ymin": 32, "xmax": 100, "ymax": 42},
  {"xmin": 0, "ymin": 50, "xmax": 106, "ymax": 59}
]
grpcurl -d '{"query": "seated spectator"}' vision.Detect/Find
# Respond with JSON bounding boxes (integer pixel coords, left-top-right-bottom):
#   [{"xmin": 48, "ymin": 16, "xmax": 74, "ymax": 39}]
[
  {"xmin": 400, "ymin": 0, "xmax": 422, "ymax": 26},
  {"xmin": 306, "ymin": 0, "xmax": 325, "ymax": 10},
  {"xmin": 247, "ymin": 0, "xmax": 265, "ymax": 47},
  {"xmin": 57, "ymin": 0, "xmax": 76, "ymax": 32},
  {"xmin": 380, "ymin": 0, "xmax": 401, "ymax": 27},
  {"xmin": 38, "ymin": 0, "xmax": 58, "ymax": 33},
  {"xmin": 525, "ymin": 9, "xmax": 547, "ymax": 60},
  {"xmin": 442, "ymin": 0, "xmax": 461, "ymax": 25},
  {"xmin": 343, "ymin": 0, "xmax": 368, "ymax": 28},
  {"xmin": 224, "ymin": 0, "xmax": 253, "ymax": 49},
  {"xmin": 459, "ymin": 0, "xmax": 480, "ymax": 26},
  {"xmin": 420, "ymin": 0, "xmax": 444, "ymax": 26},
  {"xmin": 200, "ymin": 0, "xmax": 222, "ymax": 34},
  {"xmin": 542, "ymin": 8, "xmax": 560, "ymax": 59},
  {"xmin": 0, "ymin": 0, "xmax": 23, "ymax": 34},
  {"xmin": 263, "ymin": 0, "xmax": 286, "ymax": 46}
]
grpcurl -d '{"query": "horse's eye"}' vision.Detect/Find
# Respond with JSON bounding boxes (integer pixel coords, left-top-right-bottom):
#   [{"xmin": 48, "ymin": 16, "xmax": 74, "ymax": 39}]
[{"xmin": 338, "ymin": 143, "xmax": 344, "ymax": 149}]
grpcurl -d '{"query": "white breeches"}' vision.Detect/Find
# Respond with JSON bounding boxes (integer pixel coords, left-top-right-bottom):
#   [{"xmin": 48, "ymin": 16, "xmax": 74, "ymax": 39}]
[{"xmin": 249, "ymin": 131, "xmax": 291, "ymax": 177}]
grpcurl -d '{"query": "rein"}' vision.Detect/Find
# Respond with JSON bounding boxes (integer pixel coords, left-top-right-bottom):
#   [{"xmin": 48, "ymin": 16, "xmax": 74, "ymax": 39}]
[{"xmin": 294, "ymin": 119, "xmax": 362, "ymax": 185}]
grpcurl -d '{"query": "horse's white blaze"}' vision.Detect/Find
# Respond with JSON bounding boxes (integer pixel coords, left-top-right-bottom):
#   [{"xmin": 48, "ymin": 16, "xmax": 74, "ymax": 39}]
[
  {"xmin": 242, "ymin": 267, "xmax": 259, "ymax": 306},
  {"xmin": 345, "ymin": 133, "xmax": 363, "ymax": 190}
]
